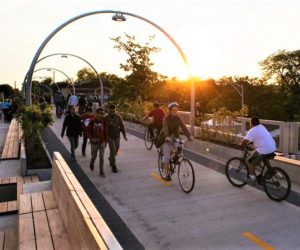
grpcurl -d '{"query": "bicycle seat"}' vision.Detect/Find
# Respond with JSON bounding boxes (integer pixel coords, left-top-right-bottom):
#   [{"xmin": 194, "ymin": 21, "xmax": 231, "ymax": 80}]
[{"xmin": 264, "ymin": 152, "xmax": 276, "ymax": 159}]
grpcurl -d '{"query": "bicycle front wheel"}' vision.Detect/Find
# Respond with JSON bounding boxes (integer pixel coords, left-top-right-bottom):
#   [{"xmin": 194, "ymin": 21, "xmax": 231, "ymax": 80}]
[
  {"xmin": 144, "ymin": 128, "xmax": 153, "ymax": 150},
  {"xmin": 264, "ymin": 167, "xmax": 291, "ymax": 202},
  {"xmin": 178, "ymin": 159, "xmax": 195, "ymax": 193},
  {"xmin": 225, "ymin": 157, "xmax": 248, "ymax": 187},
  {"xmin": 158, "ymin": 151, "xmax": 168, "ymax": 180}
]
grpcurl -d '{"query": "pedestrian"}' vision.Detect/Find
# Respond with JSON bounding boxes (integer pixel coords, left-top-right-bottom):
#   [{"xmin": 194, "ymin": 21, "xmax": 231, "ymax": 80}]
[
  {"xmin": 2, "ymin": 99, "xmax": 10, "ymax": 123},
  {"xmin": 67, "ymin": 91, "xmax": 78, "ymax": 112},
  {"xmin": 61, "ymin": 105, "xmax": 82, "ymax": 160},
  {"xmin": 92, "ymin": 96, "xmax": 100, "ymax": 114},
  {"xmin": 85, "ymin": 108, "xmax": 108, "ymax": 177},
  {"xmin": 0, "ymin": 101, "xmax": 3, "ymax": 119},
  {"xmin": 105, "ymin": 104, "xmax": 127, "ymax": 173},
  {"xmin": 78, "ymin": 95, "xmax": 87, "ymax": 115},
  {"xmin": 81, "ymin": 108, "xmax": 95, "ymax": 156}
]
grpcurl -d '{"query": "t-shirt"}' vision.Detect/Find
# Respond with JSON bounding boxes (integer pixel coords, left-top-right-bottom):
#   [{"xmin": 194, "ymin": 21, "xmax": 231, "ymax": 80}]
[
  {"xmin": 245, "ymin": 124, "xmax": 276, "ymax": 154},
  {"xmin": 148, "ymin": 108, "xmax": 166, "ymax": 126}
]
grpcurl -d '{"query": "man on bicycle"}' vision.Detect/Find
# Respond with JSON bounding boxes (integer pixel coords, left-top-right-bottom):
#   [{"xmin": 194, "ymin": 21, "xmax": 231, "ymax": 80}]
[
  {"xmin": 143, "ymin": 102, "xmax": 165, "ymax": 139},
  {"xmin": 161, "ymin": 102, "xmax": 192, "ymax": 181},
  {"xmin": 240, "ymin": 116, "xmax": 276, "ymax": 182}
]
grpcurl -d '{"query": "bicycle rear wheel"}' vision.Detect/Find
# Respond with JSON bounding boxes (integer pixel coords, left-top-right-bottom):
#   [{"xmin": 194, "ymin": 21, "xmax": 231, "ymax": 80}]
[
  {"xmin": 144, "ymin": 128, "xmax": 153, "ymax": 150},
  {"xmin": 225, "ymin": 157, "xmax": 248, "ymax": 187},
  {"xmin": 264, "ymin": 167, "xmax": 291, "ymax": 202},
  {"xmin": 178, "ymin": 159, "xmax": 195, "ymax": 193},
  {"xmin": 158, "ymin": 151, "xmax": 168, "ymax": 180}
]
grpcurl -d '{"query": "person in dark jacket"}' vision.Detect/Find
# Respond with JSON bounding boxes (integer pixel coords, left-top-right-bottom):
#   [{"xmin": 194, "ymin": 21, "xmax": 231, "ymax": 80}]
[
  {"xmin": 61, "ymin": 105, "xmax": 82, "ymax": 159},
  {"xmin": 105, "ymin": 104, "xmax": 127, "ymax": 173},
  {"xmin": 85, "ymin": 108, "xmax": 108, "ymax": 176},
  {"xmin": 81, "ymin": 108, "xmax": 95, "ymax": 156}
]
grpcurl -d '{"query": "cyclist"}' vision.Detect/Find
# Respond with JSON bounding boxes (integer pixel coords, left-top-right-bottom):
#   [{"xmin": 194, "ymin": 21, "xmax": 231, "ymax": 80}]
[
  {"xmin": 161, "ymin": 102, "xmax": 193, "ymax": 181},
  {"xmin": 143, "ymin": 102, "xmax": 166, "ymax": 139},
  {"xmin": 240, "ymin": 116, "xmax": 276, "ymax": 182}
]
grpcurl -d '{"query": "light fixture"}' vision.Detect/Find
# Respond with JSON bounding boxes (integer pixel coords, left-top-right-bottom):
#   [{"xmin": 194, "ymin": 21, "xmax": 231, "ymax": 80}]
[
  {"xmin": 112, "ymin": 13, "xmax": 126, "ymax": 22},
  {"xmin": 61, "ymin": 54, "xmax": 68, "ymax": 58}
]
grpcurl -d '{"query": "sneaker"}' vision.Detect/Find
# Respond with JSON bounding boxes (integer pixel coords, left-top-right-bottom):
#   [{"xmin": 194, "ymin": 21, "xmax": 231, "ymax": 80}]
[
  {"xmin": 247, "ymin": 175, "xmax": 256, "ymax": 185},
  {"xmin": 112, "ymin": 166, "xmax": 118, "ymax": 173},
  {"xmin": 90, "ymin": 164, "xmax": 94, "ymax": 171},
  {"xmin": 165, "ymin": 175, "xmax": 172, "ymax": 181},
  {"xmin": 100, "ymin": 172, "xmax": 106, "ymax": 177}
]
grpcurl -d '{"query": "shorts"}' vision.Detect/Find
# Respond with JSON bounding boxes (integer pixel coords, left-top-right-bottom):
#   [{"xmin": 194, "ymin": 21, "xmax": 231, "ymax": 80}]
[{"xmin": 247, "ymin": 151, "xmax": 266, "ymax": 166}]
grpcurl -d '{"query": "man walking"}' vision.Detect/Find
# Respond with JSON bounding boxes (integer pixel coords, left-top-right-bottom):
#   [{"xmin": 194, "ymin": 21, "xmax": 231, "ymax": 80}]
[
  {"xmin": 81, "ymin": 108, "xmax": 95, "ymax": 156},
  {"xmin": 85, "ymin": 108, "xmax": 108, "ymax": 177},
  {"xmin": 67, "ymin": 91, "xmax": 78, "ymax": 112},
  {"xmin": 106, "ymin": 104, "xmax": 127, "ymax": 173},
  {"xmin": 61, "ymin": 105, "xmax": 82, "ymax": 159}
]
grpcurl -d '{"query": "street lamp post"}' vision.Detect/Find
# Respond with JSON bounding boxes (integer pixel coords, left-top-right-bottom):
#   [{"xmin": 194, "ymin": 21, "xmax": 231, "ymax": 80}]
[
  {"xmin": 216, "ymin": 80, "xmax": 244, "ymax": 109},
  {"xmin": 36, "ymin": 53, "xmax": 104, "ymax": 106},
  {"xmin": 33, "ymin": 67, "xmax": 74, "ymax": 93}
]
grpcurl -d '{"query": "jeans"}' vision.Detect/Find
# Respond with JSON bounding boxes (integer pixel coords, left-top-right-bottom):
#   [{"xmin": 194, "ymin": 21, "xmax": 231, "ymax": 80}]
[
  {"xmin": 108, "ymin": 137, "xmax": 120, "ymax": 167},
  {"xmin": 67, "ymin": 135, "xmax": 79, "ymax": 157},
  {"xmin": 82, "ymin": 134, "xmax": 88, "ymax": 155},
  {"xmin": 90, "ymin": 143, "xmax": 106, "ymax": 172}
]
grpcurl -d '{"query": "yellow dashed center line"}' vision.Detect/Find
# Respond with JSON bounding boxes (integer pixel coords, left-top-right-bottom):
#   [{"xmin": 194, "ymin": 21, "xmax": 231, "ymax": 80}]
[
  {"xmin": 151, "ymin": 172, "xmax": 172, "ymax": 186},
  {"xmin": 243, "ymin": 232, "xmax": 275, "ymax": 250}
]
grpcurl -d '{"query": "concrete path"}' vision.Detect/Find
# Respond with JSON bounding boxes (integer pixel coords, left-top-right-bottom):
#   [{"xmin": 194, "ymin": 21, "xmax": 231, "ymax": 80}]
[{"xmin": 49, "ymin": 115, "xmax": 300, "ymax": 250}]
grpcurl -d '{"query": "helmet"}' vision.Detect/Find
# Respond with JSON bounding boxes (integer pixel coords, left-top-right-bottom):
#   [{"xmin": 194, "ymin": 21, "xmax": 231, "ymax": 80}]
[{"xmin": 168, "ymin": 102, "xmax": 179, "ymax": 110}]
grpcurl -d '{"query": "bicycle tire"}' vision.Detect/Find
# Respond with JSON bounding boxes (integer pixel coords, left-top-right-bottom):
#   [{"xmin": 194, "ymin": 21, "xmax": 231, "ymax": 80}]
[
  {"xmin": 225, "ymin": 157, "xmax": 248, "ymax": 187},
  {"xmin": 158, "ymin": 151, "xmax": 168, "ymax": 180},
  {"xmin": 264, "ymin": 167, "xmax": 291, "ymax": 202},
  {"xmin": 178, "ymin": 158, "xmax": 195, "ymax": 193},
  {"xmin": 144, "ymin": 128, "xmax": 153, "ymax": 150}
]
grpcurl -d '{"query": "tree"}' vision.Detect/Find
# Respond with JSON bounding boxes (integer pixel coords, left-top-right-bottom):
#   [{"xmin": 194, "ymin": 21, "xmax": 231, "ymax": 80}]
[
  {"xmin": 0, "ymin": 84, "xmax": 14, "ymax": 99},
  {"xmin": 111, "ymin": 33, "xmax": 166, "ymax": 101},
  {"xmin": 260, "ymin": 50, "xmax": 300, "ymax": 120},
  {"xmin": 76, "ymin": 67, "xmax": 97, "ymax": 83}
]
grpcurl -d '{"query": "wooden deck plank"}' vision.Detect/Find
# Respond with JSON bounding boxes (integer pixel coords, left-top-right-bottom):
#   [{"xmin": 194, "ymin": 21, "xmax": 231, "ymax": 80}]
[
  {"xmin": 9, "ymin": 176, "xmax": 17, "ymax": 184},
  {"xmin": 7, "ymin": 201, "xmax": 17, "ymax": 212},
  {"xmin": 19, "ymin": 213, "xmax": 35, "ymax": 247},
  {"xmin": 0, "ymin": 231, "xmax": 4, "ymax": 250},
  {"xmin": 3, "ymin": 229, "xmax": 17, "ymax": 250},
  {"xmin": 32, "ymin": 193, "xmax": 45, "ymax": 212},
  {"xmin": 46, "ymin": 209, "xmax": 70, "ymax": 250},
  {"xmin": 31, "ymin": 175, "xmax": 39, "ymax": 183},
  {"xmin": 33, "ymin": 211, "xmax": 54, "ymax": 250},
  {"xmin": 42, "ymin": 191, "xmax": 57, "ymax": 210},
  {"xmin": 19, "ymin": 194, "xmax": 32, "ymax": 214},
  {"xmin": 23, "ymin": 176, "xmax": 32, "ymax": 184},
  {"xmin": 0, "ymin": 202, "xmax": 8, "ymax": 213},
  {"xmin": 1, "ymin": 178, "xmax": 10, "ymax": 185},
  {"xmin": 17, "ymin": 176, "xmax": 24, "ymax": 207}
]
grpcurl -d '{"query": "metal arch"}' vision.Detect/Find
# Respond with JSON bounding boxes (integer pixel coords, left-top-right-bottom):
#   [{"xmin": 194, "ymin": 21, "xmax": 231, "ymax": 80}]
[
  {"xmin": 36, "ymin": 53, "xmax": 104, "ymax": 106},
  {"xmin": 33, "ymin": 67, "xmax": 74, "ymax": 92},
  {"xmin": 24, "ymin": 10, "xmax": 188, "ymax": 106}
]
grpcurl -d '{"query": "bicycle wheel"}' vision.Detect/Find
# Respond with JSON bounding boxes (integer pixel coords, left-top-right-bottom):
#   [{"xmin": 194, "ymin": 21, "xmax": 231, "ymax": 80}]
[
  {"xmin": 264, "ymin": 167, "xmax": 291, "ymax": 202},
  {"xmin": 144, "ymin": 128, "xmax": 153, "ymax": 150},
  {"xmin": 158, "ymin": 151, "xmax": 168, "ymax": 180},
  {"xmin": 178, "ymin": 159, "xmax": 195, "ymax": 193},
  {"xmin": 225, "ymin": 157, "xmax": 248, "ymax": 187}
]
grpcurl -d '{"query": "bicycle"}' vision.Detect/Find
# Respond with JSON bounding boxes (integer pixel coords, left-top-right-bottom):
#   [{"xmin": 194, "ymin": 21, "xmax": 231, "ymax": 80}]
[
  {"xmin": 144, "ymin": 124, "xmax": 161, "ymax": 151},
  {"xmin": 225, "ymin": 146, "xmax": 291, "ymax": 202},
  {"xmin": 158, "ymin": 137, "xmax": 195, "ymax": 193}
]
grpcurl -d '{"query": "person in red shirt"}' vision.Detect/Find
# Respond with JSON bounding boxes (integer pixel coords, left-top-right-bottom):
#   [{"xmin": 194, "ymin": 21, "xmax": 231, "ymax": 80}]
[
  {"xmin": 81, "ymin": 108, "xmax": 95, "ymax": 156},
  {"xmin": 85, "ymin": 108, "xmax": 108, "ymax": 177},
  {"xmin": 143, "ymin": 102, "xmax": 166, "ymax": 138}
]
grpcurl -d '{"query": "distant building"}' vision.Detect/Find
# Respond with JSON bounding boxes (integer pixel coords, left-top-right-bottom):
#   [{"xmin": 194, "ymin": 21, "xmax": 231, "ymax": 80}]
[{"xmin": 61, "ymin": 79, "xmax": 111, "ymax": 102}]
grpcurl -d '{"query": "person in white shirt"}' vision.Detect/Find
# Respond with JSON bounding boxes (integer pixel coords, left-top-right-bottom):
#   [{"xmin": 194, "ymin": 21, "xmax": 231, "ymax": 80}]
[
  {"xmin": 67, "ymin": 91, "xmax": 78, "ymax": 111},
  {"xmin": 240, "ymin": 116, "xmax": 276, "ymax": 181}
]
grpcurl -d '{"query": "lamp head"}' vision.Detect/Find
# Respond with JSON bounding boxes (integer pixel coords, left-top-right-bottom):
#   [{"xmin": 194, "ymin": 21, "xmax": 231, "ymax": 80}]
[
  {"xmin": 61, "ymin": 54, "xmax": 68, "ymax": 58},
  {"xmin": 112, "ymin": 13, "xmax": 126, "ymax": 22}
]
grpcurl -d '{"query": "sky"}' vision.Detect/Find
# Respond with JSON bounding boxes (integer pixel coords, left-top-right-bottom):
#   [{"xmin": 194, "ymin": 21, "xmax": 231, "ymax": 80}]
[{"xmin": 1, "ymin": 0, "xmax": 300, "ymax": 89}]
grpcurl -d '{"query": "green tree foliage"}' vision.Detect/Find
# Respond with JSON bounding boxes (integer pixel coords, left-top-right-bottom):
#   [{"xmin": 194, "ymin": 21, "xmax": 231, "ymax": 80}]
[
  {"xmin": 76, "ymin": 67, "xmax": 97, "ymax": 83},
  {"xmin": 260, "ymin": 50, "xmax": 300, "ymax": 120},
  {"xmin": 0, "ymin": 84, "xmax": 14, "ymax": 99},
  {"xmin": 111, "ymin": 33, "xmax": 167, "ymax": 101}
]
